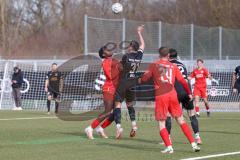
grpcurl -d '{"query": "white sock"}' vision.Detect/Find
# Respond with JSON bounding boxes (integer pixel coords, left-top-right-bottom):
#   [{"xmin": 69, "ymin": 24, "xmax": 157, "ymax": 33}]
[
  {"xmin": 131, "ymin": 121, "xmax": 136, "ymax": 127},
  {"xmin": 116, "ymin": 124, "xmax": 121, "ymax": 129}
]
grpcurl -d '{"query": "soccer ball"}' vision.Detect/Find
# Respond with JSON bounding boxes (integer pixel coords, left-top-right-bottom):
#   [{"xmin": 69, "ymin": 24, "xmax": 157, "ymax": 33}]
[{"xmin": 111, "ymin": 3, "xmax": 123, "ymax": 14}]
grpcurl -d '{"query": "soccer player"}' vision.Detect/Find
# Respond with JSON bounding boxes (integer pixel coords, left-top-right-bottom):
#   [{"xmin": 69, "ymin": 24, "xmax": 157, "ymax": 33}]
[
  {"xmin": 85, "ymin": 45, "xmax": 121, "ymax": 139},
  {"xmin": 188, "ymin": 59, "xmax": 212, "ymax": 117},
  {"xmin": 165, "ymin": 48, "xmax": 202, "ymax": 144},
  {"xmin": 139, "ymin": 47, "xmax": 200, "ymax": 153},
  {"xmin": 45, "ymin": 63, "xmax": 63, "ymax": 114},
  {"xmin": 113, "ymin": 25, "xmax": 145, "ymax": 139},
  {"xmin": 232, "ymin": 65, "xmax": 240, "ymax": 94}
]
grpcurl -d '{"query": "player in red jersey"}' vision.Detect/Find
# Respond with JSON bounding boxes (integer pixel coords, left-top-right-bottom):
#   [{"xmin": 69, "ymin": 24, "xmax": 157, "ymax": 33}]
[
  {"xmin": 188, "ymin": 59, "xmax": 212, "ymax": 117},
  {"xmin": 85, "ymin": 45, "xmax": 121, "ymax": 139},
  {"xmin": 139, "ymin": 47, "xmax": 200, "ymax": 153}
]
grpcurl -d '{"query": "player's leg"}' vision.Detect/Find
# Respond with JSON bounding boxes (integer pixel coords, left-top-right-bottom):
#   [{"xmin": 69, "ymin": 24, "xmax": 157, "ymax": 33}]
[
  {"xmin": 155, "ymin": 96, "xmax": 173, "ymax": 153},
  {"xmin": 169, "ymin": 93, "xmax": 200, "ymax": 152},
  {"xmin": 53, "ymin": 93, "xmax": 59, "ymax": 114},
  {"xmin": 101, "ymin": 112, "xmax": 114, "ymax": 129},
  {"xmin": 85, "ymin": 92, "xmax": 114, "ymax": 139},
  {"xmin": 202, "ymin": 88, "xmax": 210, "ymax": 117},
  {"xmin": 113, "ymin": 81, "xmax": 126, "ymax": 139},
  {"xmin": 183, "ymin": 98, "xmax": 202, "ymax": 145},
  {"xmin": 193, "ymin": 87, "xmax": 201, "ymax": 116},
  {"xmin": 47, "ymin": 92, "xmax": 52, "ymax": 114},
  {"xmin": 126, "ymin": 89, "xmax": 138, "ymax": 137}
]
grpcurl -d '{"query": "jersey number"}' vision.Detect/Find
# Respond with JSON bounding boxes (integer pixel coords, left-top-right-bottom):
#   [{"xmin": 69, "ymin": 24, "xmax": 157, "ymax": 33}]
[{"xmin": 160, "ymin": 68, "xmax": 173, "ymax": 84}]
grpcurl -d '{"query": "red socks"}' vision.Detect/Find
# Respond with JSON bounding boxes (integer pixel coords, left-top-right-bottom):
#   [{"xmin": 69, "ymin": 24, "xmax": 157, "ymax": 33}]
[
  {"xmin": 195, "ymin": 106, "xmax": 200, "ymax": 113},
  {"xmin": 101, "ymin": 118, "xmax": 113, "ymax": 129},
  {"xmin": 91, "ymin": 119, "xmax": 100, "ymax": 129},
  {"xmin": 160, "ymin": 128, "xmax": 171, "ymax": 147},
  {"xmin": 180, "ymin": 123, "xmax": 195, "ymax": 144}
]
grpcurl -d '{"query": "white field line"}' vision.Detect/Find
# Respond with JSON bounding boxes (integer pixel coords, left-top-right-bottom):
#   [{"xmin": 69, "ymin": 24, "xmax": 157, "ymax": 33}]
[
  {"xmin": 181, "ymin": 151, "xmax": 240, "ymax": 160},
  {"xmin": 0, "ymin": 116, "xmax": 57, "ymax": 121}
]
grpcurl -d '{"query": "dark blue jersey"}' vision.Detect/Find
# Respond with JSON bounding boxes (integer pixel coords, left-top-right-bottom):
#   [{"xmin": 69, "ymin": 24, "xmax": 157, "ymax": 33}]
[
  {"xmin": 46, "ymin": 71, "xmax": 62, "ymax": 91},
  {"xmin": 170, "ymin": 59, "xmax": 191, "ymax": 96},
  {"xmin": 234, "ymin": 66, "xmax": 240, "ymax": 83},
  {"xmin": 121, "ymin": 49, "xmax": 143, "ymax": 78}
]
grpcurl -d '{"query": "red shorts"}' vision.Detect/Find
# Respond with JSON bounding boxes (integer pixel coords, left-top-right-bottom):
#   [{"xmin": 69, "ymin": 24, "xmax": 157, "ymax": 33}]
[
  {"xmin": 194, "ymin": 86, "xmax": 207, "ymax": 98},
  {"xmin": 155, "ymin": 90, "xmax": 182, "ymax": 121},
  {"xmin": 103, "ymin": 86, "xmax": 116, "ymax": 101}
]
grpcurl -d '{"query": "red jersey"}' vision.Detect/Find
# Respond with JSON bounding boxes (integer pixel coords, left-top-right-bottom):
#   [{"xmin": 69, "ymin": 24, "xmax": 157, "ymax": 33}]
[
  {"xmin": 102, "ymin": 57, "xmax": 121, "ymax": 91},
  {"xmin": 141, "ymin": 59, "xmax": 191, "ymax": 96},
  {"xmin": 190, "ymin": 68, "xmax": 209, "ymax": 88}
]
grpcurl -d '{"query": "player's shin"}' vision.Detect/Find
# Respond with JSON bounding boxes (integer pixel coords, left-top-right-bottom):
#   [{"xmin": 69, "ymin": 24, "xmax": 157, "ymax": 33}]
[
  {"xmin": 55, "ymin": 102, "xmax": 59, "ymax": 114},
  {"xmin": 47, "ymin": 100, "xmax": 50, "ymax": 112},
  {"xmin": 101, "ymin": 113, "xmax": 114, "ymax": 129},
  {"xmin": 165, "ymin": 116, "xmax": 172, "ymax": 135},
  {"xmin": 180, "ymin": 122, "xmax": 195, "ymax": 144}
]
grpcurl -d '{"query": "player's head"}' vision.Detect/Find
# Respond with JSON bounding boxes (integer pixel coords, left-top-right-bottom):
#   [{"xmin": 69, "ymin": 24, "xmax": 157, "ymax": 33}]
[
  {"xmin": 169, "ymin": 48, "xmax": 178, "ymax": 59},
  {"xmin": 98, "ymin": 45, "xmax": 113, "ymax": 59},
  {"xmin": 51, "ymin": 63, "xmax": 58, "ymax": 71},
  {"xmin": 13, "ymin": 66, "xmax": 19, "ymax": 73},
  {"xmin": 196, "ymin": 59, "xmax": 204, "ymax": 68},
  {"xmin": 159, "ymin": 47, "xmax": 170, "ymax": 58},
  {"xmin": 128, "ymin": 40, "xmax": 139, "ymax": 52}
]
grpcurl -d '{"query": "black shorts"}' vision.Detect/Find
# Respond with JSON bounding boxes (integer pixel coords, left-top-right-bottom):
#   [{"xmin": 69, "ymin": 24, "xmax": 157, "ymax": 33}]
[
  {"xmin": 175, "ymin": 82, "xmax": 194, "ymax": 110},
  {"xmin": 47, "ymin": 89, "xmax": 60, "ymax": 99},
  {"xmin": 115, "ymin": 77, "xmax": 138, "ymax": 103},
  {"xmin": 178, "ymin": 92, "xmax": 194, "ymax": 110}
]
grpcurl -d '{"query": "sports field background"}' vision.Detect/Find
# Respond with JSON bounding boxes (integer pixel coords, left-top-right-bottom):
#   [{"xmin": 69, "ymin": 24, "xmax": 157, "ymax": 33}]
[{"xmin": 0, "ymin": 111, "xmax": 239, "ymax": 160}]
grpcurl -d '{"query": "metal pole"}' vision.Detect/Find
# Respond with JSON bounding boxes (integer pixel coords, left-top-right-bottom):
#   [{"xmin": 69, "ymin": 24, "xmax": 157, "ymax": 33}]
[
  {"xmin": 219, "ymin": 26, "xmax": 222, "ymax": 60},
  {"xmin": 84, "ymin": 14, "xmax": 88, "ymax": 55},
  {"xmin": 122, "ymin": 18, "xmax": 126, "ymax": 54},
  {"xmin": 159, "ymin": 21, "xmax": 162, "ymax": 48},
  {"xmin": 190, "ymin": 24, "xmax": 194, "ymax": 60}
]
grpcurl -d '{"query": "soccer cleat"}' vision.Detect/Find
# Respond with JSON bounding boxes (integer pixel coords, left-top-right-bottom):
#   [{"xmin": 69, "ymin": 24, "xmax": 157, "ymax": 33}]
[
  {"xmin": 129, "ymin": 126, "xmax": 138, "ymax": 137},
  {"xmin": 192, "ymin": 143, "xmax": 201, "ymax": 152},
  {"xmin": 85, "ymin": 126, "xmax": 94, "ymax": 140},
  {"xmin": 46, "ymin": 112, "xmax": 50, "ymax": 115},
  {"xmin": 12, "ymin": 107, "xmax": 18, "ymax": 111},
  {"xmin": 207, "ymin": 111, "xmax": 210, "ymax": 117},
  {"xmin": 95, "ymin": 126, "xmax": 108, "ymax": 139},
  {"xmin": 161, "ymin": 146, "xmax": 174, "ymax": 154},
  {"xmin": 195, "ymin": 137, "xmax": 202, "ymax": 145},
  {"xmin": 115, "ymin": 127, "xmax": 123, "ymax": 139},
  {"xmin": 196, "ymin": 112, "xmax": 200, "ymax": 117},
  {"xmin": 18, "ymin": 107, "xmax": 23, "ymax": 110}
]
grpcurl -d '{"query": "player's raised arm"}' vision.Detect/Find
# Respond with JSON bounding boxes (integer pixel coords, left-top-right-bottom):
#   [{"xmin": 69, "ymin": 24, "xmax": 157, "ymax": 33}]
[{"xmin": 137, "ymin": 25, "xmax": 145, "ymax": 51}]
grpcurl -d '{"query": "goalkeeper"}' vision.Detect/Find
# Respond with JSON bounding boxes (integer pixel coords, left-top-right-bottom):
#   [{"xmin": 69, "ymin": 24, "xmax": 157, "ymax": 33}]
[{"xmin": 45, "ymin": 63, "xmax": 63, "ymax": 114}]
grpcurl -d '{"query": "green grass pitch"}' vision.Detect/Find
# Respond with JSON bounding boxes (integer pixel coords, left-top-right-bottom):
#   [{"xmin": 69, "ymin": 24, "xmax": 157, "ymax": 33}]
[{"xmin": 0, "ymin": 111, "xmax": 240, "ymax": 160}]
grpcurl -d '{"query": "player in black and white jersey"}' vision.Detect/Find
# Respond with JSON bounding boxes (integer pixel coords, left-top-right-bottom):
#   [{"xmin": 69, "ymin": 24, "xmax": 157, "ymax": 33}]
[
  {"xmin": 232, "ymin": 65, "xmax": 240, "ymax": 94},
  {"xmin": 164, "ymin": 48, "xmax": 202, "ymax": 145},
  {"xmin": 114, "ymin": 25, "xmax": 145, "ymax": 139}
]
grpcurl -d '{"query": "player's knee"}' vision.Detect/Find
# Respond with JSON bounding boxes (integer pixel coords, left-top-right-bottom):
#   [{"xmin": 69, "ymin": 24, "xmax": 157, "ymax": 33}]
[
  {"xmin": 47, "ymin": 96, "xmax": 52, "ymax": 100},
  {"xmin": 115, "ymin": 102, "xmax": 121, "ymax": 108},
  {"xmin": 176, "ymin": 116, "xmax": 185, "ymax": 125},
  {"xmin": 158, "ymin": 120, "xmax": 166, "ymax": 130}
]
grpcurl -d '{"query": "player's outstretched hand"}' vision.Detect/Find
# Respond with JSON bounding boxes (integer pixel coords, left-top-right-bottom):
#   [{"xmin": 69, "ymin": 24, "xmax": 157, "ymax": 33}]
[{"xmin": 137, "ymin": 25, "xmax": 144, "ymax": 33}]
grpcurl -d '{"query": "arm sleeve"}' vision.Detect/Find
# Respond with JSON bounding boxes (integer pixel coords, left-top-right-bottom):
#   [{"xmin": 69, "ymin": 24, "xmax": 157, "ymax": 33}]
[
  {"xmin": 175, "ymin": 67, "xmax": 191, "ymax": 95},
  {"xmin": 141, "ymin": 64, "xmax": 153, "ymax": 83},
  {"xmin": 189, "ymin": 71, "xmax": 195, "ymax": 78},
  {"xmin": 204, "ymin": 68, "xmax": 210, "ymax": 77}
]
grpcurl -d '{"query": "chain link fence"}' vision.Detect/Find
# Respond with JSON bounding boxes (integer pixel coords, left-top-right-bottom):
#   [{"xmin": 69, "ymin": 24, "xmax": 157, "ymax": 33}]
[{"xmin": 85, "ymin": 15, "xmax": 240, "ymax": 60}]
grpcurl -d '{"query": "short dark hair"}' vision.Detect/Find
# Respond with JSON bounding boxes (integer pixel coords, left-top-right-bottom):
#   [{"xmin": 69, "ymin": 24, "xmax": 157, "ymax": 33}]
[
  {"xmin": 169, "ymin": 48, "xmax": 177, "ymax": 58},
  {"xmin": 52, "ymin": 63, "xmax": 57, "ymax": 66},
  {"xmin": 197, "ymin": 59, "xmax": 204, "ymax": 63},
  {"xmin": 129, "ymin": 40, "xmax": 139, "ymax": 51},
  {"xmin": 98, "ymin": 46, "xmax": 107, "ymax": 59},
  {"xmin": 159, "ymin": 47, "xmax": 169, "ymax": 57}
]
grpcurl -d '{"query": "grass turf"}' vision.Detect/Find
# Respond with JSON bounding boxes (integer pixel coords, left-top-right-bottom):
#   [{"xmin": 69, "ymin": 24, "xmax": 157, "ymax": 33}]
[{"xmin": 0, "ymin": 111, "xmax": 240, "ymax": 160}]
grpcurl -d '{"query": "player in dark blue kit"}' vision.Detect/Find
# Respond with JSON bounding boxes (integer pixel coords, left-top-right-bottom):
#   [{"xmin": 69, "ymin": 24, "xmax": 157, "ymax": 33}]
[
  {"xmin": 232, "ymin": 65, "xmax": 240, "ymax": 94},
  {"xmin": 45, "ymin": 63, "xmax": 63, "ymax": 114},
  {"xmin": 114, "ymin": 25, "xmax": 145, "ymax": 139},
  {"xmin": 164, "ymin": 48, "xmax": 202, "ymax": 145}
]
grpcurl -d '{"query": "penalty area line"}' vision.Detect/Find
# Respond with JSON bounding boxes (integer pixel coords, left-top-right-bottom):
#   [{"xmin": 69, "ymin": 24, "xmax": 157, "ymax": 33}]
[
  {"xmin": 181, "ymin": 151, "xmax": 240, "ymax": 160},
  {"xmin": 0, "ymin": 117, "xmax": 57, "ymax": 121}
]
